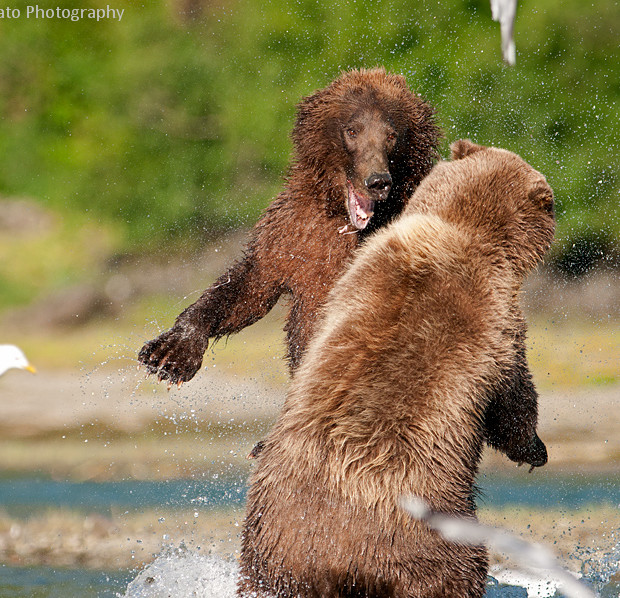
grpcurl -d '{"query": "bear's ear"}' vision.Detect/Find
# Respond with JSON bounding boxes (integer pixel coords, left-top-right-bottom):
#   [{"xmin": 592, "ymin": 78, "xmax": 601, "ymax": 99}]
[
  {"xmin": 529, "ymin": 180, "xmax": 555, "ymax": 215},
  {"xmin": 450, "ymin": 139, "xmax": 486, "ymax": 160}
]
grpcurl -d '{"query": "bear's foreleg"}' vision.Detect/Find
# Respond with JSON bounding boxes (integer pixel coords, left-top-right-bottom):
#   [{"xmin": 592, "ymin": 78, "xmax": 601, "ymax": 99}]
[
  {"xmin": 138, "ymin": 247, "xmax": 285, "ymax": 385},
  {"xmin": 483, "ymin": 324, "xmax": 547, "ymax": 468}
]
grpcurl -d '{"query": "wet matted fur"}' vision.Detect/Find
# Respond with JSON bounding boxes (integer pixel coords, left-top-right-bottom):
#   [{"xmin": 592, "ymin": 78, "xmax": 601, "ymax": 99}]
[
  {"xmin": 139, "ymin": 68, "xmax": 441, "ymax": 381},
  {"xmin": 138, "ymin": 69, "xmax": 547, "ymax": 470},
  {"xmin": 238, "ymin": 140, "xmax": 555, "ymax": 598}
]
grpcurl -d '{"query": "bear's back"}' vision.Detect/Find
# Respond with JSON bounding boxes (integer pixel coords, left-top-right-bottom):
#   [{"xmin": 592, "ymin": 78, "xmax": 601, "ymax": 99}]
[
  {"xmin": 268, "ymin": 212, "xmax": 516, "ymax": 507},
  {"xmin": 240, "ymin": 213, "xmax": 507, "ymax": 597},
  {"xmin": 298, "ymin": 212, "xmax": 514, "ymax": 408}
]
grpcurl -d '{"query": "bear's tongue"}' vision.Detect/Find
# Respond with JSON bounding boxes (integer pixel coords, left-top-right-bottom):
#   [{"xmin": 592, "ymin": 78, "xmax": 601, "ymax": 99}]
[{"xmin": 347, "ymin": 181, "xmax": 375, "ymax": 230}]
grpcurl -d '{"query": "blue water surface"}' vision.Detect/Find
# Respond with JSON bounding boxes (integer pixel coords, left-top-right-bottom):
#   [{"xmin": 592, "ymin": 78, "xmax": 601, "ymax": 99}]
[
  {"xmin": 0, "ymin": 470, "xmax": 617, "ymax": 517},
  {"xmin": 0, "ymin": 564, "xmax": 132, "ymax": 597},
  {"xmin": 478, "ymin": 470, "xmax": 620, "ymax": 510},
  {"xmin": 0, "ymin": 473, "xmax": 246, "ymax": 517}
]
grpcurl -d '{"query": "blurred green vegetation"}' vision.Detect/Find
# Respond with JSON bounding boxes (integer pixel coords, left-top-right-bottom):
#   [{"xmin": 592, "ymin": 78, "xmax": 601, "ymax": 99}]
[{"xmin": 0, "ymin": 0, "xmax": 618, "ymax": 309}]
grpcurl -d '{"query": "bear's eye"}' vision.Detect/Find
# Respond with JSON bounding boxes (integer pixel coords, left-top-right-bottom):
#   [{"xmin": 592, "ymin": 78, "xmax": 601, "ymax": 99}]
[
  {"xmin": 346, "ymin": 128, "xmax": 357, "ymax": 138},
  {"xmin": 387, "ymin": 132, "xmax": 397, "ymax": 142}
]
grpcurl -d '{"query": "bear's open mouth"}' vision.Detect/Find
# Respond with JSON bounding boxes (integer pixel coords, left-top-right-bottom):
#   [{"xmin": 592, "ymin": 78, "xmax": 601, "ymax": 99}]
[{"xmin": 347, "ymin": 181, "xmax": 375, "ymax": 230}]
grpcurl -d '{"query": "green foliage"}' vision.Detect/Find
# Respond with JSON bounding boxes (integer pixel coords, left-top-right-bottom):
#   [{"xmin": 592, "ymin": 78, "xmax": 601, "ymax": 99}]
[
  {"xmin": 0, "ymin": 0, "xmax": 618, "ymax": 257},
  {"xmin": 0, "ymin": 214, "xmax": 119, "ymax": 311}
]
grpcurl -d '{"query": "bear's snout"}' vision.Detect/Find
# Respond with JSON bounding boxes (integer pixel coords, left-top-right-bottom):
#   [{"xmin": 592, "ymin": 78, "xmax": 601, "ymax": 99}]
[{"xmin": 365, "ymin": 172, "xmax": 392, "ymax": 201}]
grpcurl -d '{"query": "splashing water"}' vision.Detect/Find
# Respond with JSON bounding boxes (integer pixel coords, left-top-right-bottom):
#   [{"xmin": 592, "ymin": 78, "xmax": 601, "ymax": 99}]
[
  {"xmin": 121, "ymin": 541, "xmax": 620, "ymax": 598},
  {"xmin": 122, "ymin": 547, "xmax": 618, "ymax": 598},
  {"xmin": 578, "ymin": 537, "xmax": 620, "ymax": 597},
  {"xmin": 122, "ymin": 545, "xmax": 239, "ymax": 598}
]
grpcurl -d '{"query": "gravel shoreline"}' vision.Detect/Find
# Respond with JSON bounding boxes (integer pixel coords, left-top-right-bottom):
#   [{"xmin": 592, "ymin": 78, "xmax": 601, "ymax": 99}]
[{"xmin": 1, "ymin": 505, "xmax": 617, "ymax": 572}]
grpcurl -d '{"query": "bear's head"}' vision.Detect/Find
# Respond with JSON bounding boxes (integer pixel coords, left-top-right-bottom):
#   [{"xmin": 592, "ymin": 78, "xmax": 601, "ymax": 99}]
[
  {"xmin": 291, "ymin": 68, "xmax": 441, "ymax": 235},
  {"xmin": 408, "ymin": 139, "xmax": 555, "ymax": 276}
]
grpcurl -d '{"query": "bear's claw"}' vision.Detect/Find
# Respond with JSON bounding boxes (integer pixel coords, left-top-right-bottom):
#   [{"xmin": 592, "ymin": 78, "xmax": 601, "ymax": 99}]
[{"xmin": 138, "ymin": 328, "xmax": 206, "ymax": 386}]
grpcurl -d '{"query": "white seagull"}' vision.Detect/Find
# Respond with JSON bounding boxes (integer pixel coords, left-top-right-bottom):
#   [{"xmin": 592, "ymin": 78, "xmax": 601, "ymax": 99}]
[{"xmin": 0, "ymin": 345, "xmax": 37, "ymax": 377}]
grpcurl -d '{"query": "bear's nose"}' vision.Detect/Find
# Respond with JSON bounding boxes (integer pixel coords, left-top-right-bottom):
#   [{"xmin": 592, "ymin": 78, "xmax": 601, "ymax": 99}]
[{"xmin": 365, "ymin": 172, "xmax": 392, "ymax": 200}]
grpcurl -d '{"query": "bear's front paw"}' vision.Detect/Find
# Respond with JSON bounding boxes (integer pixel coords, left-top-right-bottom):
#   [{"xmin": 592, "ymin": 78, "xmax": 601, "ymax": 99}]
[{"xmin": 138, "ymin": 328, "xmax": 206, "ymax": 386}]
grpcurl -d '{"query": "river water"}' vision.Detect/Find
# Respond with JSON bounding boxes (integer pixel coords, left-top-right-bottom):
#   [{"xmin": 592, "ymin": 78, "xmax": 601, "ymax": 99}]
[
  {"xmin": 0, "ymin": 471, "xmax": 617, "ymax": 597},
  {"xmin": 0, "ymin": 471, "xmax": 618, "ymax": 515}
]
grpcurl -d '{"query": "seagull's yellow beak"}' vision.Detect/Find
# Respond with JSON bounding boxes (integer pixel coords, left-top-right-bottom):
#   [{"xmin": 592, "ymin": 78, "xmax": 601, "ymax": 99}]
[{"xmin": 24, "ymin": 364, "xmax": 36, "ymax": 374}]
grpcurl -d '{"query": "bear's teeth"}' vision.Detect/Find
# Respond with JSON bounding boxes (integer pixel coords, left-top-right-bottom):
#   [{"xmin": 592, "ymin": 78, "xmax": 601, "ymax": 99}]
[
  {"xmin": 347, "ymin": 181, "xmax": 374, "ymax": 230},
  {"xmin": 338, "ymin": 223, "xmax": 357, "ymax": 234}
]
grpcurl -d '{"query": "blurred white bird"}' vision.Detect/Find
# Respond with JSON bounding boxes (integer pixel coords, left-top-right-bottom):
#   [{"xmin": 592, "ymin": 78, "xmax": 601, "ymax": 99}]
[
  {"xmin": 491, "ymin": 0, "xmax": 518, "ymax": 65},
  {"xmin": 403, "ymin": 496, "xmax": 596, "ymax": 598},
  {"xmin": 0, "ymin": 345, "xmax": 37, "ymax": 377}
]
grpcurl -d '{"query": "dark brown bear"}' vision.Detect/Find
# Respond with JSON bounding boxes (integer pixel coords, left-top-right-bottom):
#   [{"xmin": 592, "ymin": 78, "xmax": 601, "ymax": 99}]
[
  {"xmin": 139, "ymin": 68, "xmax": 441, "ymax": 381},
  {"xmin": 238, "ymin": 140, "xmax": 555, "ymax": 598},
  {"xmin": 138, "ymin": 69, "xmax": 546, "ymax": 469}
]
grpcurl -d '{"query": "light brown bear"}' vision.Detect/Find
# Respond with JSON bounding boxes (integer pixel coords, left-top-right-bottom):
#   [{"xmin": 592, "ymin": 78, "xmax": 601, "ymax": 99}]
[{"xmin": 238, "ymin": 140, "xmax": 555, "ymax": 598}]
